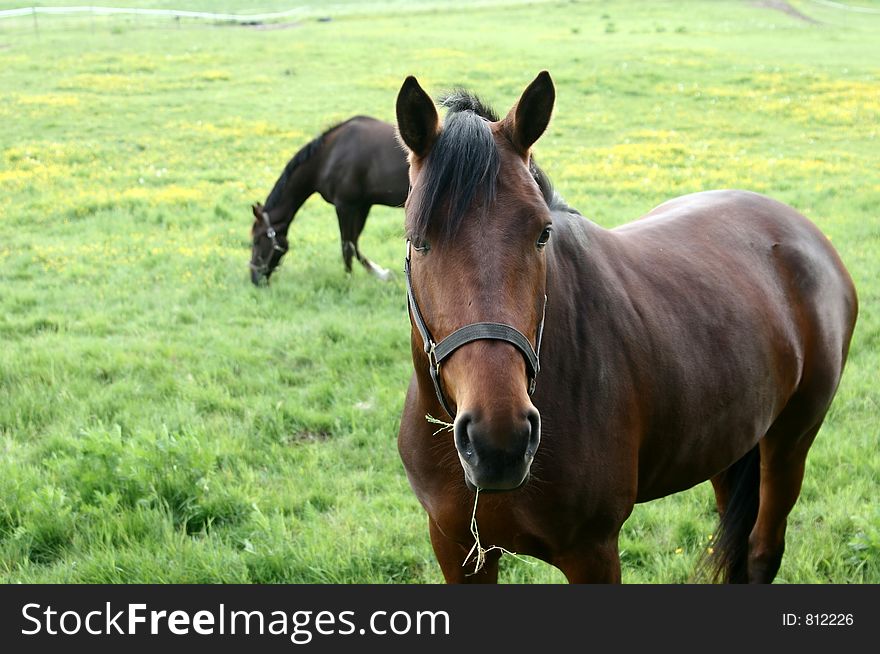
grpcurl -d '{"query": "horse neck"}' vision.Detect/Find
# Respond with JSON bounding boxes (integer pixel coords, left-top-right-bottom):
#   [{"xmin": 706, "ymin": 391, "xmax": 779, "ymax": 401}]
[
  {"xmin": 543, "ymin": 211, "xmax": 665, "ymax": 421},
  {"xmin": 263, "ymin": 155, "xmax": 320, "ymax": 229},
  {"xmin": 545, "ymin": 212, "xmax": 633, "ymax": 345}
]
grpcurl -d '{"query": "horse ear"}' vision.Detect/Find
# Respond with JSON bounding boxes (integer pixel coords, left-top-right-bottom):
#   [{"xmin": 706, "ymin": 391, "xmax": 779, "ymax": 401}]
[
  {"xmin": 506, "ymin": 70, "xmax": 555, "ymax": 156},
  {"xmin": 396, "ymin": 76, "xmax": 440, "ymax": 158},
  {"xmin": 252, "ymin": 203, "xmax": 263, "ymax": 219}
]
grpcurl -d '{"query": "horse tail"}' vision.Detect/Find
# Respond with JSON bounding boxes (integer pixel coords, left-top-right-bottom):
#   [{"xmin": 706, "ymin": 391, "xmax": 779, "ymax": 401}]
[{"xmin": 697, "ymin": 445, "xmax": 761, "ymax": 583}]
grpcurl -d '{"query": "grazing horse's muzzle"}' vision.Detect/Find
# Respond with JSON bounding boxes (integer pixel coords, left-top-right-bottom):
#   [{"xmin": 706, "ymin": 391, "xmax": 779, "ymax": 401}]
[
  {"xmin": 453, "ymin": 407, "xmax": 541, "ymax": 491},
  {"xmin": 250, "ymin": 266, "xmax": 269, "ymax": 286}
]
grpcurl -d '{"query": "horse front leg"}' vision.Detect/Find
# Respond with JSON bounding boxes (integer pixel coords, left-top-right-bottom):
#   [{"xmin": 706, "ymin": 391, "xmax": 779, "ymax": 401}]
[
  {"xmin": 429, "ymin": 518, "xmax": 501, "ymax": 583},
  {"xmin": 335, "ymin": 203, "xmax": 362, "ymax": 274},
  {"xmin": 554, "ymin": 539, "xmax": 622, "ymax": 583}
]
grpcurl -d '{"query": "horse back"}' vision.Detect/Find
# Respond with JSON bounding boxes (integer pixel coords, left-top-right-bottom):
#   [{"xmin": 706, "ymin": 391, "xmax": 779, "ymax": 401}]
[
  {"xmin": 615, "ymin": 189, "xmax": 857, "ymax": 349},
  {"xmin": 317, "ymin": 116, "xmax": 409, "ymax": 206},
  {"xmin": 546, "ymin": 190, "xmax": 857, "ymax": 501}
]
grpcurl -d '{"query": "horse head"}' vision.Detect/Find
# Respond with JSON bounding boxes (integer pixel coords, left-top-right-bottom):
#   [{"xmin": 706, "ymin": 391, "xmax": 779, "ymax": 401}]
[
  {"xmin": 397, "ymin": 72, "xmax": 556, "ymax": 491},
  {"xmin": 249, "ymin": 202, "xmax": 289, "ymax": 285}
]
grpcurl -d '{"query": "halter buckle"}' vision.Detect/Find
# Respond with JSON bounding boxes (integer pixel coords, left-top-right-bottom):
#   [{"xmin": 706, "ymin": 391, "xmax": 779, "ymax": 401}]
[{"xmin": 427, "ymin": 341, "xmax": 439, "ymax": 370}]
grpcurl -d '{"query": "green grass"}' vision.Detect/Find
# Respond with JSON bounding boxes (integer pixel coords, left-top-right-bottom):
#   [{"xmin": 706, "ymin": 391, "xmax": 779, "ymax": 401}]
[{"xmin": 1, "ymin": 0, "xmax": 878, "ymax": 583}]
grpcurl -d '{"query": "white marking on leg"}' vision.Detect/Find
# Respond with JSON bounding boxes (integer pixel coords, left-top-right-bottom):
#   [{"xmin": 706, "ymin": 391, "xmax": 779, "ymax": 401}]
[{"xmin": 362, "ymin": 257, "xmax": 392, "ymax": 281}]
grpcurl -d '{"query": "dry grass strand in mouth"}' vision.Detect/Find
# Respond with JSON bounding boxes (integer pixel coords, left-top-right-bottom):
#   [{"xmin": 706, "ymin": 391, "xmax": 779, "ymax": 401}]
[
  {"xmin": 424, "ymin": 414, "xmax": 533, "ymax": 574},
  {"xmin": 425, "ymin": 413, "xmax": 454, "ymax": 436},
  {"xmin": 464, "ymin": 487, "xmax": 535, "ymax": 575}
]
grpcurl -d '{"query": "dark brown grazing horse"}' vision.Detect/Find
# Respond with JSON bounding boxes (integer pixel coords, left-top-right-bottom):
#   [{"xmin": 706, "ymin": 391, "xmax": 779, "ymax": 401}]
[
  {"xmin": 249, "ymin": 115, "xmax": 409, "ymax": 285},
  {"xmin": 395, "ymin": 72, "xmax": 858, "ymax": 583}
]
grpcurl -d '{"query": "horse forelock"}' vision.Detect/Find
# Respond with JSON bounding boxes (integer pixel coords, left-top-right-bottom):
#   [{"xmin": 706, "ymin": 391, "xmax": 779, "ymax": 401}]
[
  {"xmin": 438, "ymin": 90, "xmax": 500, "ymax": 122},
  {"xmin": 407, "ymin": 89, "xmax": 567, "ymax": 244},
  {"xmin": 408, "ymin": 108, "xmax": 501, "ymax": 244}
]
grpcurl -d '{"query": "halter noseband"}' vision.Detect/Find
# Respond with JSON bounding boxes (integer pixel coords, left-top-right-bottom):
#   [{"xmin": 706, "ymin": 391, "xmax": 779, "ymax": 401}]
[{"xmin": 404, "ymin": 240, "xmax": 546, "ymax": 419}]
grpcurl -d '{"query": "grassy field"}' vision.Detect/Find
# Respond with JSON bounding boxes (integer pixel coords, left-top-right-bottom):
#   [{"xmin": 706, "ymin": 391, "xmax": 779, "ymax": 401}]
[{"xmin": 0, "ymin": 0, "xmax": 877, "ymax": 583}]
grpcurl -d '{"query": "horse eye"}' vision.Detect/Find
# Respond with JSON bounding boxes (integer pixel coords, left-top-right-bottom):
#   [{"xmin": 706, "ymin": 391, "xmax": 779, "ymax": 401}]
[
  {"xmin": 412, "ymin": 239, "xmax": 430, "ymax": 253},
  {"xmin": 537, "ymin": 226, "xmax": 552, "ymax": 248}
]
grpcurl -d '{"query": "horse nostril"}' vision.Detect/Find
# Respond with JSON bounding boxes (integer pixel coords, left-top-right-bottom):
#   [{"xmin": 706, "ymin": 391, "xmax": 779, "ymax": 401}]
[
  {"xmin": 526, "ymin": 408, "xmax": 541, "ymax": 457},
  {"xmin": 454, "ymin": 413, "xmax": 475, "ymax": 461}
]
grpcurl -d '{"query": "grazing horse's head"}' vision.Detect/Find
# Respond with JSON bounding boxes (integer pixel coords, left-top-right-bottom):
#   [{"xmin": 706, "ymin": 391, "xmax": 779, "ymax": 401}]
[
  {"xmin": 397, "ymin": 72, "xmax": 556, "ymax": 491},
  {"xmin": 249, "ymin": 202, "xmax": 289, "ymax": 285}
]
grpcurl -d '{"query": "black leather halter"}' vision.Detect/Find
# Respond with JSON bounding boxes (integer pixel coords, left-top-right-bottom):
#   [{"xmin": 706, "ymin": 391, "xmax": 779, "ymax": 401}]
[{"xmin": 404, "ymin": 240, "xmax": 546, "ymax": 419}]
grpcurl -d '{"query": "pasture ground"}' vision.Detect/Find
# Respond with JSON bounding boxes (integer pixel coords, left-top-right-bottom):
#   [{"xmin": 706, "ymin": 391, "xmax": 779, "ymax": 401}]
[{"xmin": 0, "ymin": 0, "xmax": 878, "ymax": 583}]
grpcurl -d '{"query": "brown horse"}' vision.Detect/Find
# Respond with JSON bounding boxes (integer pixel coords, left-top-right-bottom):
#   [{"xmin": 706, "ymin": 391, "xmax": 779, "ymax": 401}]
[
  {"xmin": 395, "ymin": 72, "xmax": 858, "ymax": 583},
  {"xmin": 249, "ymin": 115, "xmax": 409, "ymax": 285}
]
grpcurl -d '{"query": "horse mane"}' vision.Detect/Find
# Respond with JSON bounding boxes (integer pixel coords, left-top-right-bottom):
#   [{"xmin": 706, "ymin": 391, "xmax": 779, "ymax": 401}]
[
  {"xmin": 263, "ymin": 118, "xmax": 353, "ymax": 211},
  {"xmin": 408, "ymin": 91, "xmax": 567, "ymax": 243},
  {"xmin": 529, "ymin": 157, "xmax": 571, "ymax": 215}
]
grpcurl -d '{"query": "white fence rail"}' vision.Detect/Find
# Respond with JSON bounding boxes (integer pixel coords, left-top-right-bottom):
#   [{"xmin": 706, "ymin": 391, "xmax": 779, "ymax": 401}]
[
  {"xmin": 0, "ymin": 5, "xmax": 311, "ymax": 22},
  {"xmin": 808, "ymin": 0, "xmax": 880, "ymax": 13},
  {"xmin": 0, "ymin": 0, "xmax": 564, "ymax": 24}
]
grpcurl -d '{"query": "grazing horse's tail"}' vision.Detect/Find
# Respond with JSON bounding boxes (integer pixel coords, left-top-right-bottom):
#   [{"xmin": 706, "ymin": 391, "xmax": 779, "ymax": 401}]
[{"xmin": 697, "ymin": 445, "xmax": 761, "ymax": 583}]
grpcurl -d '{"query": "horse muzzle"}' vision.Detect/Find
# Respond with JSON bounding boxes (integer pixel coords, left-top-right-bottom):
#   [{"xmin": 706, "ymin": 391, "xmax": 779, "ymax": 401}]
[
  {"xmin": 453, "ymin": 407, "xmax": 541, "ymax": 491},
  {"xmin": 249, "ymin": 262, "xmax": 271, "ymax": 286}
]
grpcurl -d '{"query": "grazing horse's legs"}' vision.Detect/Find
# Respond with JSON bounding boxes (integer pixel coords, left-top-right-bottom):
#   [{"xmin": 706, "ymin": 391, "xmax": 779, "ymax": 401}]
[
  {"xmin": 428, "ymin": 518, "xmax": 501, "ymax": 583},
  {"xmin": 334, "ymin": 203, "xmax": 392, "ymax": 280},
  {"xmin": 335, "ymin": 203, "xmax": 360, "ymax": 274}
]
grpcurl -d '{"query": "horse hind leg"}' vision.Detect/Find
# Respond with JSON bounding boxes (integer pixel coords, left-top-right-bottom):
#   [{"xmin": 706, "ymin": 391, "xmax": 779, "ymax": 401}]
[
  {"xmin": 747, "ymin": 334, "xmax": 849, "ymax": 583},
  {"xmin": 708, "ymin": 401, "xmax": 830, "ymax": 583},
  {"xmin": 341, "ymin": 241, "xmax": 356, "ymax": 274},
  {"xmin": 356, "ymin": 248, "xmax": 393, "ymax": 282},
  {"xmin": 350, "ymin": 205, "xmax": 393, "ymax": 281},
  {"xmin": 746, "ymin": 243, "xmax": 856, "ymax": 582},
  {"xmin": 335, "ymin": 203, "xmax": 390, "ymax": 280},
  {"xmin": 747, "ymin": 408, "xmax": 827, "ymax": 583},
  {"xmin": 335, "ymin": 204, "xmax": 360, "ymax": 274}
]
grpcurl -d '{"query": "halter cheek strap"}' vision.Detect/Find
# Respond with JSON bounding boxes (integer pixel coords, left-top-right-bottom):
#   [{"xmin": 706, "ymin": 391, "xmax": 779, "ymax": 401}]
[
  {"xmin": 404, "ymin": 240, "xmax": 546, "ymax": 420},
  {"xmin": 262, "ymin": 211, "xmax": 286, "ymax": 253}
]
